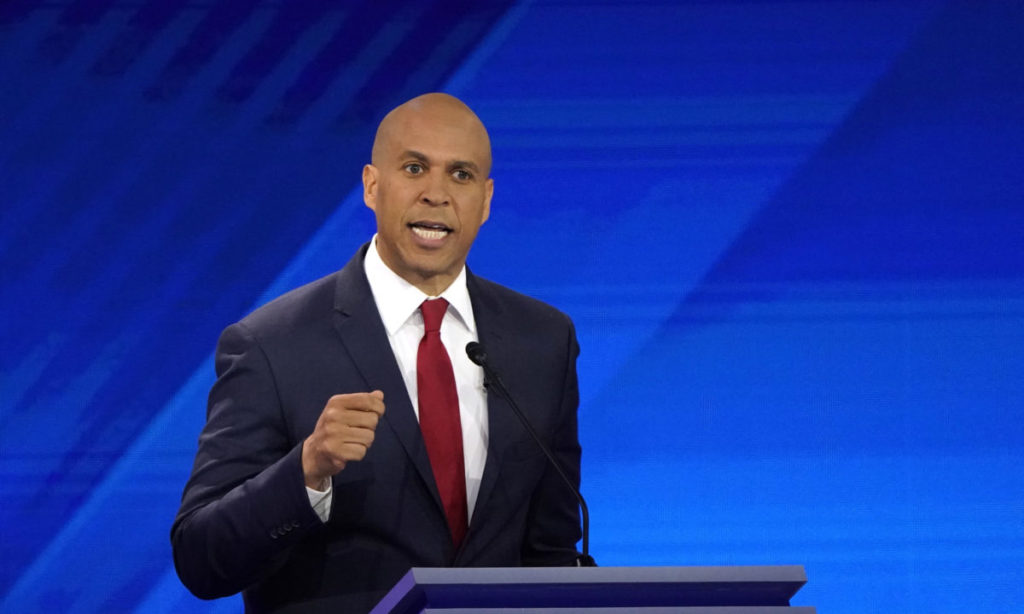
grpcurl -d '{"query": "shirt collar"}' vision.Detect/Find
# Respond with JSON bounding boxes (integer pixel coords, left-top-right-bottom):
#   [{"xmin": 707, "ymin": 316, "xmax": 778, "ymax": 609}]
[{"xmin": 363, "ymin": 235, "xmax": 476, "ymax": 337}]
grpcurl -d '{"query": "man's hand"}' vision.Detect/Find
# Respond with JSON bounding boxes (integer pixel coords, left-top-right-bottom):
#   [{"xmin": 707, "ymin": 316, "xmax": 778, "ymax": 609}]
[{"xmin": 301, "ymin": 391, "xmax": 385, "ymax": 489}]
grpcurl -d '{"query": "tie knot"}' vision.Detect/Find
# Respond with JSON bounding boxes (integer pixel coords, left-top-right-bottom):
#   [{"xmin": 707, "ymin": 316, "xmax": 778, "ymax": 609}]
[{"xmin": 420, "ymin": 298, "xmax": 449, "ymax": 333}]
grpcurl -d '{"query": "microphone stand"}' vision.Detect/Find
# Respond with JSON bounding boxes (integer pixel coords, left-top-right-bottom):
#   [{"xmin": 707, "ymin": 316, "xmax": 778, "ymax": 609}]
[{"xmin": 466, "ymin": 342, "xmax": 596, "ymax": 567}]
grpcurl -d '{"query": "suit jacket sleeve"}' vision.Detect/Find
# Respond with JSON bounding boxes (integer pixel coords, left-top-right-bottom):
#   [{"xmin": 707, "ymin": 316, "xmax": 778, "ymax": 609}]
[
  {"xmin": 520, "ymin": 316, "xmax": 584, "ymax": 566},
  {"xmin": 171, "ymin": 321, "xmax": 324, "ymax": 599}
]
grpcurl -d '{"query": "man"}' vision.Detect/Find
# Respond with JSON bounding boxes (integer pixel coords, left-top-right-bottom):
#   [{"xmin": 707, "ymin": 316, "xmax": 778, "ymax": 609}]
[{"xmin": 171, "ymin": 93, "xmax": 583, "ymax": 613}]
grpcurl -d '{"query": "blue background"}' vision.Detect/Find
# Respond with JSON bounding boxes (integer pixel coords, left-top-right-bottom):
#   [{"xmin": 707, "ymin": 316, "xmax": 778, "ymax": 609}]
[{"xmin": 2, "ymin": 1, "xmax": 1022, "ymax": 612}]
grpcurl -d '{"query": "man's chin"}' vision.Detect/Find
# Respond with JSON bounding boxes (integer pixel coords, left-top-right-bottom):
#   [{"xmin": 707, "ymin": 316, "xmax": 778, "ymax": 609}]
[{"xmin": 408, "ymin": 263, "xmax": 465, "ymax": 294}]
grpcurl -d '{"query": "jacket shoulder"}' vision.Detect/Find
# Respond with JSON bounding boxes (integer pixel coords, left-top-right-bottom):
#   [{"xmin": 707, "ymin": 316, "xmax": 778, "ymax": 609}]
[
  {"xmin": 469, "ymin": 273, "xmax": 575, "ymax": 332},
  {"xmin": 238, "ymin": 271, "xmax": 339, "ymax": 337}
]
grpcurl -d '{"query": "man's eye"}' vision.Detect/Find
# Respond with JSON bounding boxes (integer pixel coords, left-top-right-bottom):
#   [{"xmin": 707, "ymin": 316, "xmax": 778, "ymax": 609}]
[
  {"xmin": 452, "ymin": 169, "xmax": 472, "ymax": 181},
  {"xmin": 405, "ymin": 163, "xmax": 424, "ymax": 174}
]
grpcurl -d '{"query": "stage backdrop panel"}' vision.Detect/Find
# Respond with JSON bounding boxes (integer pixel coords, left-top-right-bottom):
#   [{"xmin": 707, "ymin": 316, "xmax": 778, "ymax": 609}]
[{"xmin": 1, "ymin": 1, "xmax": 1021, "ymax": 612}]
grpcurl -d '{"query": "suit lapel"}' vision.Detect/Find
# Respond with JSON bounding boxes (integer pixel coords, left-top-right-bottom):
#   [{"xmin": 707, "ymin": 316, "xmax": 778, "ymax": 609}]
[
  {"xmin": 329, "ymin": 245, "xmax": 444, "ymax": 514},
  {"xmin": 465, "ymin": 271, "xmax": 519, "ymax": 532}
]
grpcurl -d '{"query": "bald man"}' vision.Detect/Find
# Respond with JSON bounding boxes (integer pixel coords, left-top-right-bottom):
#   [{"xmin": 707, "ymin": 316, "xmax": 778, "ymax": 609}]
[{"xmin": 172, "ymin": 94, "xmax": 584, "ymax": 614}]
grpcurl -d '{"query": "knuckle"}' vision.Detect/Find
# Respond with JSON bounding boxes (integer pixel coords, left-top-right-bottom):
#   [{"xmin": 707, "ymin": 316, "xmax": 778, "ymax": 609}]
[{"xmin": 321, "ymin": 404, "xmax": 340, "ymax": 422}]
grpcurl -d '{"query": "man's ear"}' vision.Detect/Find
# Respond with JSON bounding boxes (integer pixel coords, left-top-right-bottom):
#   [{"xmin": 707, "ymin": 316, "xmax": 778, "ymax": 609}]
[
  {"xmin": 481, "ymin": 177, "xmax": 493, "ymax": 224},
  {"xmin": 362, "ymin": 164, "xmax": 378, "ymax": 211}
]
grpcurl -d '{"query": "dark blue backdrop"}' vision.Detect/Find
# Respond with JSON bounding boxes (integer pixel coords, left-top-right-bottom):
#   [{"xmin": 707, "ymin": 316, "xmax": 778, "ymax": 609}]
[{"xmin": 2, "ymin": 1, "xmax": 1022, "ymax": 612}]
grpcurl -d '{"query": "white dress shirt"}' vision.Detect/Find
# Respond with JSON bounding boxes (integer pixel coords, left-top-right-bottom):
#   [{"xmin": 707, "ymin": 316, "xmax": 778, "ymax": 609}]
[{"xmin": 306, "ymin": 237, "xmax": 489, "ymax": 522}]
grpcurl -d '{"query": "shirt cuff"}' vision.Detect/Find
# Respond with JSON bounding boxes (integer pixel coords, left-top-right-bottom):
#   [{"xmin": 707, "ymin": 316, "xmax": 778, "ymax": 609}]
[{"xmin": 305, "ymin": 478, "xmax": 332, "ymax": 523}]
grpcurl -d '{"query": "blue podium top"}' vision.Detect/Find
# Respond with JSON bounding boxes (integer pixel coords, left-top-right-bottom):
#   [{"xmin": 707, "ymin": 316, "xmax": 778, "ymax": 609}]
[{"xmin": 370, "ymin": 565, "xmax": 810, "ymax": 613}]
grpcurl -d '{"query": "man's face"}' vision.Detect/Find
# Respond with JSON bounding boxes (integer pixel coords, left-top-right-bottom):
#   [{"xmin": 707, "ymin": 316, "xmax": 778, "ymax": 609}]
[{"xmin": 363, "ymin": 96, "xmax": 493, "ymax": 296}]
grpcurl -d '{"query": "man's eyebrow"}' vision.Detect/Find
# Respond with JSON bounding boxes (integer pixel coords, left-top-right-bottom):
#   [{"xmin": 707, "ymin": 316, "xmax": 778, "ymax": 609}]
[
  {"xmin": 401, "ymin": 150, "xmax": 429, "ymax": 163},
  {"xmin": 449, "ymin": 160, "xmax": 481, "ymax": 173}
]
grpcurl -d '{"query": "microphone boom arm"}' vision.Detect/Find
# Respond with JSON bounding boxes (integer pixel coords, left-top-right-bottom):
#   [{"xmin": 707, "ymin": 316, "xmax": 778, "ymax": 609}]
[{"xmin": 466, "ymin": 342, "xmax": 596, "ymax": 566}]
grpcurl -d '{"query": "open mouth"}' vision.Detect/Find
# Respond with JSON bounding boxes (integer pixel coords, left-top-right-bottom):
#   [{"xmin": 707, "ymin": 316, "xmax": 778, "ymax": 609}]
[{"xmin": 409, "ymin": 222, "xmax": 452, "ymax": 241}]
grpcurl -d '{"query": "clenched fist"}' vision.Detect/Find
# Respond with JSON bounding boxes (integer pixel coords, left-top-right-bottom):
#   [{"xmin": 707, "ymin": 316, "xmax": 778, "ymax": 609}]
[{"xmin": 301, "ymin": 390, "xmax": 385, "ymax": 488}]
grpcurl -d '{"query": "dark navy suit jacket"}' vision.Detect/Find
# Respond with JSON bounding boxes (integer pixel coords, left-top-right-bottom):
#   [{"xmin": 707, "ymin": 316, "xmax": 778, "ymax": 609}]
[{"xmin": 171, "ymin": 244, "xmax": 583, "ymax": 613}]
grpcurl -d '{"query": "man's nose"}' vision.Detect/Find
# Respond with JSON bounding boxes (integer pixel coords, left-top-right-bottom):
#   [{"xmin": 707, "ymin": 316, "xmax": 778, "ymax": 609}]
[{"xmin": 419, "ymin": 173, "xmax": 450, "ymax": 206}]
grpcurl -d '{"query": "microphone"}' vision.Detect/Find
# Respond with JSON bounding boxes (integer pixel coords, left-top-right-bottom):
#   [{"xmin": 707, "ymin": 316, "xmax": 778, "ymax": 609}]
[{"xmin": 465, "ymin": 341, "xmax": 596, "ymax": 567}]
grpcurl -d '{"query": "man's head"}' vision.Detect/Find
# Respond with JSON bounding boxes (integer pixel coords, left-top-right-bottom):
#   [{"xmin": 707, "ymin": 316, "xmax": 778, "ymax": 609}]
[{"xmin": 363, "ymin": 92, "xmax": 494, "ymax": 296}]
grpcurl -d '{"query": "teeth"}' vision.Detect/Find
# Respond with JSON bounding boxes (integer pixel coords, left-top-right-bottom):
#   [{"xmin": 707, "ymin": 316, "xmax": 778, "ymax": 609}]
[{"xmin": 412, "ymin": 226, "xmax": 448, "ymax": 240}]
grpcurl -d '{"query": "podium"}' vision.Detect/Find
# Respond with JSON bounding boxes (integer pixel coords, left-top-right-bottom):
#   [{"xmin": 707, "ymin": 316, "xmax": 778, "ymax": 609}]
[{"xmin": 370, "ymin": 566, "xmax": 815, "ymax": 613}]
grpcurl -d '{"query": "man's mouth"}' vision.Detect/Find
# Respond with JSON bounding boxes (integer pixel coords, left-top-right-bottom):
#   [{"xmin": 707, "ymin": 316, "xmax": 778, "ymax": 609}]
[{"xmin": 409, "ymin": 222, "xmax": 452, "ymax": 241}]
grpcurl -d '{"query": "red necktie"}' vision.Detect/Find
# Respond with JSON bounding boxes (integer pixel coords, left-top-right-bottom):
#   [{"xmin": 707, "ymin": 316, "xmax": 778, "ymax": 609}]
[{"xmin": 417, "ymin": 298, "xmax": 468, "ymax": 547}]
